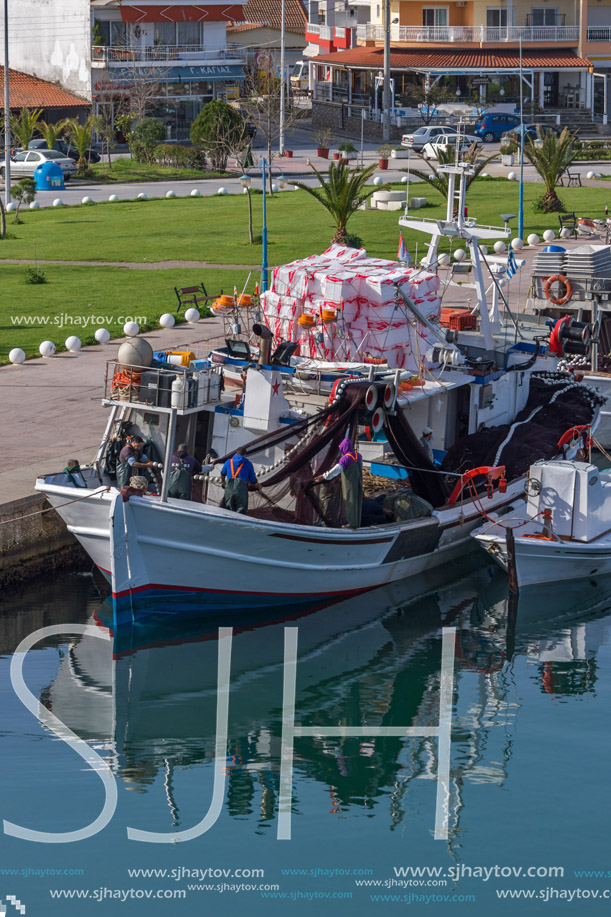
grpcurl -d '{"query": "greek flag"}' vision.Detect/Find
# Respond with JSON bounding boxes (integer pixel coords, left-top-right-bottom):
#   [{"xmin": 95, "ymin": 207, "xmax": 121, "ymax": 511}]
[
  {"xmin": 398, "ymin": 233, "xmax": 412, "ymax": 264},
  {"xmin": 506, "ymin": 249, "xmax": 519, "ymax": 279}
]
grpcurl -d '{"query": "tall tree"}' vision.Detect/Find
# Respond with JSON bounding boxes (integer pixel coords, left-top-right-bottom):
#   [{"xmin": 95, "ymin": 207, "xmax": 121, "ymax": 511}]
[
  {"xmin": 10, "ymin": 107, "xmax": 43, "ymax": 150},
  {"xmin": 403, "ymin": 83, "xmax": 454, "ymax": 125},
  {"xmin": 290, "ymin": 162, "xmax": 378, "ymax": 245},
  {"xmin": 524, "ymin": 127, "xmax": 576, "ymax": 213},
  {"xmin": 190, "ymin": 101, "xmax": 249, "ymax": 172},
  {"xmin": 408, "ymin": 143, "xmax": 497, "ymax": 201}
]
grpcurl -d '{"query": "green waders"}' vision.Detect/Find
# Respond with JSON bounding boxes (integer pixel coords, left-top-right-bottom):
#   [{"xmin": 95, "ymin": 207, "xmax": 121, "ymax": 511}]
[
  {"xmin": 341, "ymin": 460, "xmax": 363, "ymax": 529},
  {"xmin": 168, "ymin": 461, "xmax": 192, "ymax": 500},
  {"xmin": 225, "ymin": 476, "xmax": 249, "ymax": 514},
  {"xmin": 116, "ymin": 462, "xmax": 132, "ymax": 490}
]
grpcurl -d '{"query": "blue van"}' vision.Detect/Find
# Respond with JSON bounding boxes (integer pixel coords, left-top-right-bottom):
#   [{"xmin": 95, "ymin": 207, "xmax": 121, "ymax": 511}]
[{"xmin": 474, "ymin": 113, "xmax": 521, "ymax": 142}]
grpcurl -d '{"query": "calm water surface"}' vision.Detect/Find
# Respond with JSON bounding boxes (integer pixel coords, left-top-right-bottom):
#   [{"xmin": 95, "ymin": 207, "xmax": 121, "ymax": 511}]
[{"xmin": 1, "ymin": 564, "xmax": 611, "ymax": 915}]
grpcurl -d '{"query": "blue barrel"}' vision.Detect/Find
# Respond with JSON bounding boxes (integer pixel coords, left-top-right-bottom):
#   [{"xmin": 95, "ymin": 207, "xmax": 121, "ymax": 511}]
[
  {"xmin": 34, "ymin": 161, "xmax": 65, "ymax": 191},
  {"xmin": 543, "ymin": 245, "xmax": 566, "ymax": 253}
]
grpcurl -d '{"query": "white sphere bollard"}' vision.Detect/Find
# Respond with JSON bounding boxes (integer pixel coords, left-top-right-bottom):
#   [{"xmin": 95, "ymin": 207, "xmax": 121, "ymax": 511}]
[
  {"xmin": 39, "ymin": 340, "xmax": 56, "ymax": 357},
  {"xmin": 271, "ymin": 183, "xmax": 279, "ymax": 193},
  {"xmin": 159, "ymin": 313, "xmax": 175, "ymax": 329},
  {"xmin": 29, "ymin": 201, "xmax": 40, "ymax": 210},
  {"xmin": 511, "ymin": 237, "xmax": 524, "ymax": 251},
  {"xmin": 453, "ymin": 248, "xmax": 466, "ymax": 262},
  {"xmin": 527, "ymin": 233, "xmax": 540, "ymax": 246},
  {"xmin": 543, "ymin": 229, "xmax": 555, "ymax": 242},
  {"xmin": 586, "ymin": 171, "xmax": 595, "ymax": 180},
  {"xmin": 95, "ymin": 328, "xmax": 111, "ymax": 344},
  {"xmin": 52, "ymin": 199, "xmax": 63, "ymax": 207},
  {"xmin": 9, "ymin": 348, "xmax": 26, "ymax": 364},
  {"xmin": 166, "ymin": 190, "xmax": 176, "ymax": 199},
  {"xmin": 217, "ymin": 187, "xmax": 228, "ymax": 195},
  {"xmin": 109, "ymin": 194, "xmax": 119, "ymax": 202},
  {"xmin": 560, "ymin": 227, "xmax": 572, "ymax": 239},
  {"xmin": 438, "ymin": 253, "xmax": 451, "ymax": 266},
  {"xmin": 373, "ymin": 176, "xmax": 384, "ymax": 186},
  {"xmin": 82, "ymin": 196, "xmax": 93, "ymax": 204},
  {"xmin": 184, "ymin": 308, "xmax": 200, "ymax": 324},
  {"xmin": 401, "ymin": 175, "xmax": 409, "ymax": 183},
  {"xmin": 65, "ymin": 335, "xmax": 81, "ymax": 353},
  {"xmin": 137, "ymin": 192, "xmax": 148, "ymax": 200},
  {"xmin": 480, "ymin": 245, "xmax": 488, "ymax": 255},
  {"xmin": 507, "ymin": 172, "xmax": 517, "ymax": 181},
  {"xmin": 190, "ymin": 189, "xmax": 201, "ymax": 197},
  {"xmin": 5, "ymin": 202, "xmax": 16, "ymax": 212},
  {"xmin": 494, "ymin": 240, "xmax": 507, "ymax": 254},
  {"xmin": 481, "ymin": 173, "xmax": 489, "ymax": 178},
  {"xmin": 123, "ymin": 321, "xmax": 140, "ymax": 336}
]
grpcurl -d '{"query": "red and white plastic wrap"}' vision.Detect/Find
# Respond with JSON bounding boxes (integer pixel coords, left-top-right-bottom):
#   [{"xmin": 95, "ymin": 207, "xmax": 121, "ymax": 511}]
[{"xmin": 262, "ymin": 245, "xmax": 442, "ymax": 368}]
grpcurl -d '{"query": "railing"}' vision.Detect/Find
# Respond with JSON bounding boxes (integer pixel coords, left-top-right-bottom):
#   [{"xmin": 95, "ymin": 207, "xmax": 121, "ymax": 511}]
[
  {"xmin": 306, "ymin": 22, "xmax": 320, "ymax": 35},
  {"xmin": 335, "ymin": 26, "xmax": 346, "ymax": 40},
  {"xmin": 319, "ymin": 24, "xmax": 333, "ymax": 40},
  {"xmin": 588, "ymin": 26, "xmax": 611, "ymax": 41},
  {"xmin": 105, "ymin": 360, "xmax": 222, "ymax": 413},
  {"xmin": 355, "ymin": 23, "xmax": 579, "ymax": 42},
  {"xmin": 92, "ymin": 45, "xmax": 247, "ymax": 63}
]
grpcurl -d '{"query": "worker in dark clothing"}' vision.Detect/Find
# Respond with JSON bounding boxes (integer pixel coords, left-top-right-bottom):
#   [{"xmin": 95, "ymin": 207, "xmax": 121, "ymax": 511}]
[
  {"xmin": 117, "ymin": 436, "xmax": 161, "ymax": 490},
  {"xmin": 315, "ymin": 438, "xmax": 363, "ymax": 529},
  {"xmin": 221, "ymin": 452, "xmax": 263, "ymax": 514},
  {"xmin": 168, "ymin": 443, "xmax": 203, "ymax": 500}
]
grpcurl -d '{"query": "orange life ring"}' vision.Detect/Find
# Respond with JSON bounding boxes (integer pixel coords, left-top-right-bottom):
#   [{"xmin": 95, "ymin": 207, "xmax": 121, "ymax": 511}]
[{"xmin": 544, "ymin": 274, "xmax": 572, "ymax": 306}]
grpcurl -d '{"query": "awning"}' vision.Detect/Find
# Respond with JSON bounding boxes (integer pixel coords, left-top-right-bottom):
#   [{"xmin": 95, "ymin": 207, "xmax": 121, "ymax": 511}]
[
  {"xmin": 303, "ymin": 43, "xmax": 322, "ymax": 58},
  {"xmin": 120, "ymin": 5, "xmax": 245, "ymax": 23},
  {"xmin": 107, "ymin": 63, "xmax": 245, "ymax": 81}
]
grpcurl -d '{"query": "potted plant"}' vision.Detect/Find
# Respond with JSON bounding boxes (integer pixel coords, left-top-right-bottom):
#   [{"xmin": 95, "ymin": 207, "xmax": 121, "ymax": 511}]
[
  {"xmin": 284, "ymin": 149, "xmax": 294, "ymax": 158},
  {"xmin": 377, "ymin": 145, "xmax": 391, "ymax": 170},
  {"xmin": 338, "ymin": 141, "xmax": 357, "ymax": 163},
  {"xmin": 314, "ymin": 129, "xmax": 335, "ymax": 159},
  {"xmin": 500, "ymin": 141, "xmax": 517, "ymax": 166}
]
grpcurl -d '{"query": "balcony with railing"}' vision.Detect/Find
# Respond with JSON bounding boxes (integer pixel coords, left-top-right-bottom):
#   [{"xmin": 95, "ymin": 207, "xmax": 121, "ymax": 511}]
[
  {"xmin": 91, "ymin": 45, "xmax": 247, "ymax": 65},
  {"xmin": 587, "ymin": 26, "xmax": 611, "ymax": 41},
  {"xmin": 355, "ymin": 23, "xmax": 579, "ymax": 42}
]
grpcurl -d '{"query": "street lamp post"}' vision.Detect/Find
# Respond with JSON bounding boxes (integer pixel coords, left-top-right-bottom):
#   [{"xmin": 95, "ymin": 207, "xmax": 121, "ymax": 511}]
[
  {"xmin": 279, "ymin": 0, "xmax": 286, "ymax": 154},
  {"xmin": 261, "ymin": 158, "xmax": 268, "ymax": 291},
  {"xmin": 518, "ymin": 37, "xmax": 524, "ymax": 241},
  {"xmin": 383, "ymin": 0, "xmax": 391, "ymax": 142},
  {"xmin": 3, "ymin": 0, "xmax": 10, "ymax": 205}
]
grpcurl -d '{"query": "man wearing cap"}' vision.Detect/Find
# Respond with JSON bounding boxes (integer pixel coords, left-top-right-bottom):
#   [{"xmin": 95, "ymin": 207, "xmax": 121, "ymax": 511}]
[
  {"xmin": 221, "ymin": 452, "xmax": 263, "ymax": 514},
  {"xmin": 117, "ymin": 436, "xmax": 161, "ymax": 490},
  {"xmin": 420, "ymin": 427, "xmax": 435, "ymax": 464},
  {"xmin": 168, "ymin": 443, "xmax": 203, "ymax": 500},
  {"xmin": 314, "ymin": 438, "xmax": 363, "ymax": 529}
]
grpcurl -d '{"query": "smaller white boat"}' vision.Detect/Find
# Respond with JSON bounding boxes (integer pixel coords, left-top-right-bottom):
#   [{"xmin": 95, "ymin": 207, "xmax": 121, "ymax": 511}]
[{"xmin": 472, "ymin": 453, "xmax": 611, "ymax": 589}]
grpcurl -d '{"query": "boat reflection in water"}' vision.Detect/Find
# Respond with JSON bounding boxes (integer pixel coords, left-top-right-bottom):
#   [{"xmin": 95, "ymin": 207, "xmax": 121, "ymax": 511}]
[{"xmin": 44, "ymin": 566, "xmax": 611, "ymax": 842}]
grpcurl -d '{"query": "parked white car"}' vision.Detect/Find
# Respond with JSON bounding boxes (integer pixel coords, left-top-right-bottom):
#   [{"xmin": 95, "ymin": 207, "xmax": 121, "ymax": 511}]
[
  {"xmin": 420, "ymin": 133, "xmax": 482, "ymax": 160},
  {"xmin": 2, "ymin": 149, "xmax": 77, "ymax": 181},
  {"xmin": 401, "ymin": 125, "xmax": 457, "ymax": 150}
]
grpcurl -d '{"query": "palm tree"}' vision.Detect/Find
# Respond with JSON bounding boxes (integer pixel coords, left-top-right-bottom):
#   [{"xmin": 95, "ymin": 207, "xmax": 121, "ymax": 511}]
[
  {"xmin": 407, "ymin": 142, "xmax": 497, "ymax": 202},
  {"xmin": 10, "ymin": 107, "xmax": 43, "ymax": 150},
  {"xmin": 290, "ymin": 161, "xmax": 379, "ymax": 245},
  {"xmin": 523, "ymin": 127, "xmax": 576, "ymax": 213},
  {"xmin": 38, "ymin": 119, "xmax": 67, "ymax": 151},
  {"xmin": 64, "ymin": 117, "xmax": 95, "ymax": 173}
]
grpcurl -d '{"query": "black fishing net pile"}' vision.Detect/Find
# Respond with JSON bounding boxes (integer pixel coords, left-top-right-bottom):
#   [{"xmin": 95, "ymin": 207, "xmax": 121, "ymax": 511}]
[{"xmin": 441, "ymin": 373, "xmax": 606, "ymax": 482}]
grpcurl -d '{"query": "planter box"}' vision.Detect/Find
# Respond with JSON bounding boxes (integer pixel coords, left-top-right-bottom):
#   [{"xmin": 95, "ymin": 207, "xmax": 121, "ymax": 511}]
[
  {"xmin": 316, "ymin": 148, "xmax": 329, "ymax": 159},
  {"xmin": 390, "ymin": 149, "xmax": 411, "ymax": 159},
  {"xmin": 284, "ymin": 150, "xmax": 293, "ymax": 158},
  {"xmin": 333, "ymin": 152, "xmax": 341, "ymax": 160},
  {"xmin": 501, "ymin": 154, "xmax": 515, "ymax": 166},
  {"xmin": 378, "ymin": 158, "xmax": 389, "ymax": 170}
]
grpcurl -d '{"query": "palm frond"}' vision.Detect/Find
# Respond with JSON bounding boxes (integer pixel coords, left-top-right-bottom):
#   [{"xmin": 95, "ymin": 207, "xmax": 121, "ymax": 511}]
[{"xmin": 290, "ymin": 162, "xmax": 378, "ymax": 242}]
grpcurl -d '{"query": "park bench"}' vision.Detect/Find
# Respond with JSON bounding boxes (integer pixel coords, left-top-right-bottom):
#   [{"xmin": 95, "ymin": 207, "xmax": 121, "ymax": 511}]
[
  {"xmin": 558, "ymin": 212, "xmax": 577, "ymax": 237},
  {"xmin": 174, "ymin": 282, "xmax": 216, "ymax": 313},
  {"xmin": 558, "ymin": 170, "xmax": 582, "ymax": 188}
]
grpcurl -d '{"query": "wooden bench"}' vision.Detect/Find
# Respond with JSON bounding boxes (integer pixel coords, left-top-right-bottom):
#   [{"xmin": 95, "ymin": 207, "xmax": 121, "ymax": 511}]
[
  {"xmin": 174, "ymin": 282, "xmax": 215, "ymax": 313},
  {"xmin": 558, "ymin": 211, "xmax": 577, "ymax": 237},
  {"xmin": 558, "ymin": 170, "xmax": 582, "ymax": 188}
]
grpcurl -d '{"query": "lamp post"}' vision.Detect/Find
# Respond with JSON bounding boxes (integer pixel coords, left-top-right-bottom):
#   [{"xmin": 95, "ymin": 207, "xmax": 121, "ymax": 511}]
[
  {"xmin": 240, "ymin": 173, "xmax": 254, "ymax": 245},
  {"xmin": 3, "ymin": 0, "xmax": 10, "ymax": 205},
  {"xmin": 279, "ymin": 0, "xmax": 286, "ymax": 154},
  {"xmin": 382, "ymin": 0, "xmax": 390, "ymax": 142},
  {"xmin": 518, "ymin": 37, "xmax": 524, "ymax": 241}
]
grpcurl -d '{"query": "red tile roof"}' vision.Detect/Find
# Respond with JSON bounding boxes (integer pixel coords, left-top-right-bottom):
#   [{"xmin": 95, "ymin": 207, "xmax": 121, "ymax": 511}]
[
  {"xmin": 314, "ymin": 47, "xmax": 590, "ymax": 69},
  {"xmin": 227, "ymin": 21, "xmax": 266, "ymax": 31},
  {"xmin": 0, "ymin": 66, "xmax": 90, "ymax": 110},
  {"xmin": 235, "ymin": 0, "xmax": 306, "ymax": 34}
]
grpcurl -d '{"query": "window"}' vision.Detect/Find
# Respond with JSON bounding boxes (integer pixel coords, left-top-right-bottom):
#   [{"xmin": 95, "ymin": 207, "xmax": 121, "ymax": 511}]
[
  {"xmin": 110, "ymin": 21, "xmax": 127, "ymax": 45},
  {"xmin": 486, "ymin": 8, "xmax": 507, "ymax": 27},
  {"xmin": 422, "ymin": 7, "xmax": 448, "ymax": 26},
  {"xmin": 177, "ymin": 21, "xmax": 200, "ymax": 44},
  {"xmin": 530, "ymin": 7, "xmax": 558, "ymax": 25},
  {"xmin": 154, "ymin": 22, "xmax": 175, "ymax": 45},
  {"xmin": 13, "ymin": 152, "xmax": 27, "ymax": 161}
]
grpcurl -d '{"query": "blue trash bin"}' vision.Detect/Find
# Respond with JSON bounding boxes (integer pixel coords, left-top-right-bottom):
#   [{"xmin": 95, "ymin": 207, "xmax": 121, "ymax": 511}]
[{"xmin": 34, "ymin": 162, "xmax": 65, "ymax": 191}]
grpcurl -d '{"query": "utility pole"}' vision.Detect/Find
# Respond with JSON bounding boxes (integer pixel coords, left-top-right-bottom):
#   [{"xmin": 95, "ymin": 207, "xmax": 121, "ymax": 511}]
[
  {"xmin": 383, "ymin": 0, "xmax": 391, "ymax": 142},
  {"xmin": 518, "ymin": 36, "xmax": 524, "ymax": 241},
  {"xmin": 3, "ymin": 0, "xmax": 10, "ymax": 205},
  {"xmin": 279, "ymin": 0, "xmax": 286, "ymax": 154}
]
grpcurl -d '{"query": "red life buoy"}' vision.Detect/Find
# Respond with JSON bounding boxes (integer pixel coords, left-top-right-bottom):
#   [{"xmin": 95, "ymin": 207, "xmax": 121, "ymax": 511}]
[{"xmin": 544, "ymin": 275, "xmax": 572, "ymax": 306}]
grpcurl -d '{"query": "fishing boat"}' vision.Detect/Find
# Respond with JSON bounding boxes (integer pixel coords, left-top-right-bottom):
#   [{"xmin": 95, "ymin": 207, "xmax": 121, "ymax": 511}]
[{"xmin": 472, "ymin": 445, "xmax": 611, "ymax": 589}]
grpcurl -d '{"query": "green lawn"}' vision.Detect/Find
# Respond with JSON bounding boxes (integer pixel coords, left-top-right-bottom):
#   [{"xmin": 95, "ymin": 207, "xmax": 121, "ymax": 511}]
[
  {"xmin": 0, "ymin": 265, "xmax": 249, "ymax": 363},
  {"xmin": 2, "ymin": 179, "xmax": 610, "ymax": 364},
  {"xmin": 88, "ymin": 158, "xmax": 231, "ymax": 183}
]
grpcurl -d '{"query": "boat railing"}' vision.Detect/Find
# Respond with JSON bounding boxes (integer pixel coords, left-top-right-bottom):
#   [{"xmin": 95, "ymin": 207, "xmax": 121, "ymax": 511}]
[{"xmin": 103, "ymin": 360, "xmax": 223, "ymax": 413}]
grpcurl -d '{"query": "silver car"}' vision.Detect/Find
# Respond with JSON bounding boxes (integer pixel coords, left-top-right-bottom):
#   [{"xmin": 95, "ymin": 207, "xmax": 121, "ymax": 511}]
[
  {"xmin": 401, "ymin": 125, "xmax": 456, "ymax": 150},
  {"xmin": 1, "ymin": 149, "xmax": 77, "ymax": 181},
  {"xmin": 420, "ymin": 133, "xmax": 482, "ymax": 159}
]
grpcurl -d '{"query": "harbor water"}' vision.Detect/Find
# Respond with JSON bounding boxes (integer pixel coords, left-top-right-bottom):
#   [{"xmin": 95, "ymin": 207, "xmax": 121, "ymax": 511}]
[{"xmin": 2, "ymin": 564, "xmax": 611, "ymax": 915}]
